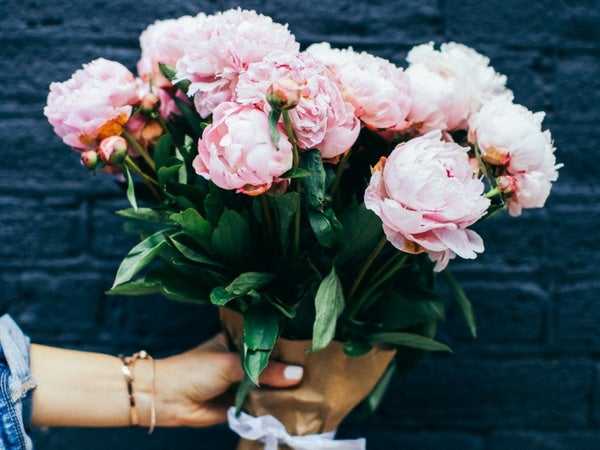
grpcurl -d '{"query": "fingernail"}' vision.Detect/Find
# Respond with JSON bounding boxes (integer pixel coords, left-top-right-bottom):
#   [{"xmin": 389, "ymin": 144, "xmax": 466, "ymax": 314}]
[{"xmin": 283, "ymin": 365, "xmax": 304, "ymax": 380}]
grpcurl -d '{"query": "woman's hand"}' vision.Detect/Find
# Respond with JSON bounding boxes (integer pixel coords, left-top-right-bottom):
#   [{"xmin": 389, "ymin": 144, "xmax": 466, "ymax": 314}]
[
  {"xmin": 31, "ymin": 335, "xmax": 303, "ymax": 429},
  {"xmin": 136, "ymin": 333, "xmax": 303, "ymax": 427}
]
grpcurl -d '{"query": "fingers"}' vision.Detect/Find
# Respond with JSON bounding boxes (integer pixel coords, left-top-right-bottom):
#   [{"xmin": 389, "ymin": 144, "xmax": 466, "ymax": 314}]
[{"xmin": 259, "ymin": 361, "xmax": 304, "ymax": 388}]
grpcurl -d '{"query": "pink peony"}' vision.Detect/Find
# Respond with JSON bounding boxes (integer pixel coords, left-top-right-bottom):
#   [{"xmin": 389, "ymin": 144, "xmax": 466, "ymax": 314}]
[
  {"xmin": 306, "ymin": 43, "xmax": 411, "ymax": 132},
  {"xmin": 406, "ymin": 42, "xmax": 512, "ymax": 132},
  {"xmin": 175, "ymin": 8, "xmax": 300, "ymax": 118},
  {"xmin": 468, "ymin": 98, "xmax": 560, "ymax": 216},
  {"xmin": 236, "ymin": 52, "xmax": 360, "ymax": 159},
  {"xmin": 193, "ymin": 102, "xmax": 293, "ymax": 195},
  {"xmin": 365, "ymin": 131, "xmax": 490, "ymax": 271},
  {"xmin": 44, "ymin": 58, "xmax": 140, "ymax": 150},
  {"xmin": 137, "ymin": 14, "xmax": 207, "ymax": 88}
]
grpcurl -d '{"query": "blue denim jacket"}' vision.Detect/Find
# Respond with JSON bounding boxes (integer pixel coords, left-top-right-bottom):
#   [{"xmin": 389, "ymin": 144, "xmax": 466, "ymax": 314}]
[{"xmin": 0, "ymin": 315, "xmax": 35, "ymax": 449}]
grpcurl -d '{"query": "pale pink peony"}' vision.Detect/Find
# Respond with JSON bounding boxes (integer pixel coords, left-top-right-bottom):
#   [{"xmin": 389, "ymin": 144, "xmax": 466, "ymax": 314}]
[
  {"xmin": 44, "ymin": 58, "xmax": 140, "ymax": 150},
  {"xmin": 236, "ymin": 52, "xmax": 360, "ymax": 159},
  {"xmin": 306, "ymin": 43, "xmax": 411, "ymax": 131},
  {"xmin": 137, "ymin": 14, "xmax": 207, "ymax": 88},
  {"xmin": 468, "ymin": 98, "xmax": 560, "ymax": 216},
  {"xmin": 406, "ymin": 42, "xmax": 513, "ymax": 132},
  {"xmin": 175, "ymin": 8, "xmax": 300, "ymax": 118},
  {"xmin": 365, "ymin": 131, "xmax": 490, "ymax": 271},
  {"xmin": 193, "ymin": 102, "xmax": 293, "ymax": 195}
]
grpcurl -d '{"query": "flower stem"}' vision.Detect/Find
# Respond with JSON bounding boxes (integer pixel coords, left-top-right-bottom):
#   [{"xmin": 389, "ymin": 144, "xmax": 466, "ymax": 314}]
[
  {"xmin": 348, "ymin": 236, "xmax": 388, "ymax": 300},
  {"xmin": 485, "ymin": 187, "xmax": 501, "ymax": 198},
  {"xmin": 282, "ymin": 110, "xmax": 299, "ymax": 169},
  {"xmin": 281, "ymin": 109, "xmax": 302, "ymax": 258},
  {"xmin": 330, "ymin": 148, "xmax": 352, "ymax": 202},
  {"xmin": 122, "ymin": 130, "xmax": 156, "ymax": 172},
  {"xmin": 124, "ymin": 156, "xmax": 161, "ymax": 201},
  {"xmin": 260, "ymin": 195, "xmax": 275, "ymax": 241}
]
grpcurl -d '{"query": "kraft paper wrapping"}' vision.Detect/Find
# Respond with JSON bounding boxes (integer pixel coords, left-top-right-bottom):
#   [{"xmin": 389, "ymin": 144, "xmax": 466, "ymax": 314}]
[{"xmin": 220, "ymin": 309, "xmax": 396, "ymax": 450}]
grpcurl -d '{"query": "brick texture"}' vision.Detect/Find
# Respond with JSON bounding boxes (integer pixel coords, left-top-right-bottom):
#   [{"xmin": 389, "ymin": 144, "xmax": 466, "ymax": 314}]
[{"xmin": 0, "ymin": 1, "xmax": 598, "ymax": 448}]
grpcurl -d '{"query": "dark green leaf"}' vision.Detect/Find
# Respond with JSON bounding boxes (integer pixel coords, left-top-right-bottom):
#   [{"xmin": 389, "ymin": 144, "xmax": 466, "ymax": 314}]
[
  {"xmin": 124, "ymin": 166, "xmax": 138, "ymax": 211},
  {"xmin": 265, "ymin": 295, "xmax": 296, "ymax": 319},
  {"xmin": 443, "ymin": 270, "xmax": 477, "ymax": 338},
  {"xmin": 204, "ymin": 189, "xmax": 224, "ymax": 226},
  {"xmin": 337, "ymin": 204, "xmax": 383, "ymax": 265},
  {"xmin": 106, "ymin": 277, "xmax": 161, "ymax": 296},
  {"xmin": 244, "ymin": 307, "xmax": 280, "ymax": 351},
  {"xmin": 169, "ymin": 209, "xmax": 212, "ymax": 246},
  {"xmin": 311, "ymin": 266, "xmax": 345, "ymax": 352},
  {"xmin": 158, "ymin": 63, "xmax": 190, "ymax": 93},
  {"xmin": 271, "ymin": 192, "xmax": 300, "ymax": 251},
  {"xmin": 376, "ymin": 294, "xmax": 444, "ymax": 330},
  {"xmin": 300, "ymin": 150, "xmax": 326, "ymax": 210},
  {"xmin": 281, "ymin": 167, "xmax": 311, "ymax": 179},
  {"xmin": 211, "ymin": 210, "xmax": 252, "ymax": 266},
  {"xmin": 154, "ymin": 133, "xmax": 173, "ymax": 170},
  {"xmin": 174, "ymin": 97, "xmax": 204, "ymax": 137},
  {"xmin": 369, "ymin": 332, "xmax": 452, "ymax": 352},
  {"xmin": 364, "ymin": 360, "xmax": 396, "ymax": 414},
  {"xmin": 307, "ymin": 208, "xmax": 342, "ymax": 248},
  {"xmin": 234, "ymin": 375, "xmax": 255, "ymax": 415},
  {"xmin": 227, "ymin": 272, "xmax": 275, "ymax": 296},
  {"xmin": 243, "ymin": 348, "xmax": 271, "ymax": 386},
  {"xmin": 158, "ymin": 164, "xmax": 183, "ymax": 187},
  {"xmin": 343, "ymin": 340, "xmax": 372, "ymax": 357},
  {"xmin": 210, "ymin": 286, "xmax": 237, "ymax": 306},
  {"xmin": 112, "ymin": 230, "xmax": 168, "ymax": 287},
  {"xmin": 168, "ymin": 234, "xmax": 223, "ymax": 268}
]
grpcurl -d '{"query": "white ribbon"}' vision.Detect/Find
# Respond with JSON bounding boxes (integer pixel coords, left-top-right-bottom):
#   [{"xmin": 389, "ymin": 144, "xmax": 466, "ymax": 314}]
[{"xmin": 227, "ymin": 407, "xmax": 366, "ymax": 450}]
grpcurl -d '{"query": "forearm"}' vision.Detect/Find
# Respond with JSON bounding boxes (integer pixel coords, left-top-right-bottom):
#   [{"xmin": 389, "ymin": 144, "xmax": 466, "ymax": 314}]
[{"xmin": 30, "ymin": 344, "xmax": 152, "ymax": 428}]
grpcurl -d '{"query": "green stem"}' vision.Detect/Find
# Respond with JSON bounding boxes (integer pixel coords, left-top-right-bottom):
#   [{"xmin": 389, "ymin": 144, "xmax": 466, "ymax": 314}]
[
  {"xmin": 347, "ymin": 236, "xmax": 387, "ymax": 300},
  {"xmin": 282, "ymin": 109, "xmax": 302, "ymax": 258},
  {"xmin": 330, "ymin": 148, "xmax": 352, "ymax": 202},
  {"xmin": 124, "ymin": 156, "xmax": 161, "ymax": 201},
  {"xmin": 260, "ymin": 196, "xmax": 275, "ymax": 241},
  {"xmin": 485, "ymin": 187, "xmax": 501, "ymax": 198},
  {"xmin": 348, "ymin": 253, "xmax": 409, "ymax": 319},
  {"xmin": 122, "ymin": 130, "xmax": 156, "ymax": 172}
]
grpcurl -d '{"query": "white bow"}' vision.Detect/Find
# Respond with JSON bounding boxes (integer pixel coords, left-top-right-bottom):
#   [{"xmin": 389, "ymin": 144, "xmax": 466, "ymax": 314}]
[{"xmin": 227, "ymin": 407, "xmax": 366, "ymax": 450}]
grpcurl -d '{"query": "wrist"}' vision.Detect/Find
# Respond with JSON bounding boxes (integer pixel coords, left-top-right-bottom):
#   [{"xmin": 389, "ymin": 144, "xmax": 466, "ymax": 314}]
[{"xmin": 133, "ymin": 358, "xmax": 179, "ymax": 428}]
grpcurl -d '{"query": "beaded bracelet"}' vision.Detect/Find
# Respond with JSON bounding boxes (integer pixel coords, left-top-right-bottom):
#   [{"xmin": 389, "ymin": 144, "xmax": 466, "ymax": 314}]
[{"xmin": 119, "ymin": 350, "xmax": 156, "ymax": 434}]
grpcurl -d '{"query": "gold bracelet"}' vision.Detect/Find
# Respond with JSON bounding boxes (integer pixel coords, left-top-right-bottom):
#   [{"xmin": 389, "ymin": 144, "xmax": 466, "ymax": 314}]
[{"xmin": 119, "ymin": 350, "xmax": 157, "ymax": 434}]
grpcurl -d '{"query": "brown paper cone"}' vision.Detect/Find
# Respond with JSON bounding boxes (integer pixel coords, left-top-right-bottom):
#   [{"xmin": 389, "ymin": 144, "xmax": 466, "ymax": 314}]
[{"xmin": 220, "ymin": 309, "xmax": 396, "ymax": 450}]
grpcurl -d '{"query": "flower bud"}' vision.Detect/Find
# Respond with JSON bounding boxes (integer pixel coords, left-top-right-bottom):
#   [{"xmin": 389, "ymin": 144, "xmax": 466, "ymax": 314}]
[
  {"xmin": 266, "ymin": 78, "xmax": 302, "ymax": 110},
  {"xmin": 140, "ymin": 93, "xmax": 160, "ymax": 112},
  {"xmin": 98, "ymin": 136, "xmax": 128, "ymax": 165},
  {"xmin": 481, "ymin": 146, "xmax": 510, "ymax": 166},
  {"xmin": 497, "ymin": 175, "xmax": 516, "ymax": 194},
  {"xmin": 141, "ymin": 120, "xmax": 163, "ymax": 145},
  {"xmin": 80, "ymin": 150, "xmax": 99, "ymax": 170}
]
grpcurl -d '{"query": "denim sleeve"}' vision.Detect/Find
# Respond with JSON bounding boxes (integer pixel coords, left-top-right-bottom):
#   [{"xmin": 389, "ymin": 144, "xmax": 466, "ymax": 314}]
[{"xmin": 0, "ymin": 315, "xmax": 36, "ymax": 450}]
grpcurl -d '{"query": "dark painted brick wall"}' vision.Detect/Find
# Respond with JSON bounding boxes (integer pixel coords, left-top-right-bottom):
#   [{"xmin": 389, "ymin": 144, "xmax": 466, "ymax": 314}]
[{"xmin": 0, "ymin": 1, "xmax": 598, "ymax": 449}]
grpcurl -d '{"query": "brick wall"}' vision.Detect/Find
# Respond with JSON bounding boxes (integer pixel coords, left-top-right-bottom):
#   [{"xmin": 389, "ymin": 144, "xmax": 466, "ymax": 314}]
[{"xmin": 0, "ymin": 1, "xmax": 598, "ymax": 448}]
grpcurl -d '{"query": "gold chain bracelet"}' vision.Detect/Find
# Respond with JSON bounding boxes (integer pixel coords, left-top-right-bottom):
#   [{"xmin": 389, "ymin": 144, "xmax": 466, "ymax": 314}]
[{"xmin": 119, "ymin": 350, "xmax": 156, "ymax": 434}]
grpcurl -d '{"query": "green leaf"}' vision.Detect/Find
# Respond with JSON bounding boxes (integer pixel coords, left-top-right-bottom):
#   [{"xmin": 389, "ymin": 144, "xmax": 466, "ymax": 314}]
[
  {"xmin": 369, "ymin": 332, "xmax": 452, "ymax": 352},
  {"xmin": 364, "ymin": 360, "xmax": 396, "ymax": 414},
  {"xmin": 265, "ymin": 295, "xmax": 296, "ymax": 319},
  {"xmin": 124, "ymin": 166, "xmax": 138, "ymax": 211},
  {"xmin": 281, "ymin": 167, "xmax": 311, "ymax": 179},
  {"xmin": 227, "ymin": 272, "xmax": 275, "ymax": 296},
  {"xmin": 337, "ymin": 204, "xmax": 383, "ymax": 265},
  {"xmin": 174, "ymin": 97, "xmax": 204, "ymax": 137},
  {"xmin": 300, "ymin": 150, "xmax": 326, "ymax": 210},
  {"xmin": 376, "ymin": 293, "xmax": 445, "ymax": 330},
  {"xmin": 106, "ymin": 277, "xmax": 161, "ymax": 296},
  {"xmin": 204, "ymin": 189, "xmax": 224, "ymax": 226},
  {"xmin": 307, "ymin": 208, "xmax": 342, "ymax": 248},
  {"xmin": 112, "ymin": 230, "xmax": 168, "ymax": 288},
  {"xmin": 154, "ymin": 133, "xmax": 173, "ymax": 170},
  {"xmin": 243, "ymin": 307, "xmax": 280, "ymax": 385},
  {"xmin": 158, "ymin": 63, "xmax": 190, "ymax": 93},
  {"xmin": 343, "ymin": 340, "xmax": 372, "ymax": 357},
  {"xmin": 234, "ymin": 375, "xmax": 255, "ymax": 415},
  {"xmin": 268, "ymin": 109, "xmax": 282, "ymax": 148},
  {"xmin": 116, "ymin": 208, "xmax": 170, "ymax": 223},
  {"xmin": 158, "ymin": 163, "xmax": 183, "ymax": 187},
  {"xmin": 211, "ymin": 210, "xmax": 252, "ymax": 266},
  {"xmin": 311, "ymin": 266, "xmax": 345, "ymax": 352},
  {"xmin": 210, "ymin": 286, "xmax": 237, "ymax": 306},
  {"xmin": 271, "ymin": 192, "xmax": 300, "ymax": 251},
  {"xmin": 169, "ymin": 209, "xmax": 212, "ymax": 246},
  {"xmin": 167, "ymin": 234, "xmax": 223, "ymax": 268},
  {"xmin": 443, "ymin": 270, "xmax": 477, "ymax": 338}
]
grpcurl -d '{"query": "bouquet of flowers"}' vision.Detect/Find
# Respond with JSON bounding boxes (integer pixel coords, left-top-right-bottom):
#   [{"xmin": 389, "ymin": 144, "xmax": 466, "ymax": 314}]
[{"xmin": 44, "ymin": 8, "xmax": 561, "ymax": 449}]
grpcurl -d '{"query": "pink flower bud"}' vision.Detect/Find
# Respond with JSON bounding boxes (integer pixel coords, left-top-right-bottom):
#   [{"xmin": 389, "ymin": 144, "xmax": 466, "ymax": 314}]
[
  {"xmin": 497, "ymin": 175, "xmax": 516, "ymax": 194},
  {"xmin": 266, "ymin": 78, "xmax": 302, "ymax": 110},
  {"xmin": 98, "ymin": 136, "xmax": 128, "ymax": 164},
  {"xmin": 141, "ymin": 93, "xmax": 160, "ymax": 111},
  {"xmin": 80, "ymin": 150, "xmax": 99, "ymax": 170}
]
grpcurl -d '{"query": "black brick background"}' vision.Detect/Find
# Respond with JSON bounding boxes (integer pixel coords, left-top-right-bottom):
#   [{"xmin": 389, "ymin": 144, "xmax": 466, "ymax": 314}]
[{"xmin": 0, "ymin": 1, "xmax": 598, "ymax": 449}]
